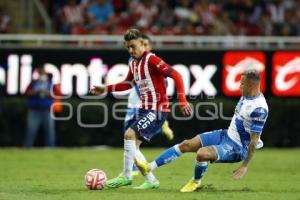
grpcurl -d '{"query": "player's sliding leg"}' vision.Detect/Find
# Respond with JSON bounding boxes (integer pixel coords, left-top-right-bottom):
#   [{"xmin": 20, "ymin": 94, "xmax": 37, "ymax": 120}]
[
  {"xmin": 180, "ymin": 146, "xmax": 216, "ymax": 192},
  {"xmin": 106, "ymin": 128, "xmax": 137, "ymax": 188},
  {"xmin": 135, "ymin": 136, "xmax": 201, "ymax": 176},
  {"xmin": 135, "ymin": 144, "xmax": 181, "ymax": 176},
  {"xmin": 161, "ymin": 121, "xmax": 174, "ymax": 140}
]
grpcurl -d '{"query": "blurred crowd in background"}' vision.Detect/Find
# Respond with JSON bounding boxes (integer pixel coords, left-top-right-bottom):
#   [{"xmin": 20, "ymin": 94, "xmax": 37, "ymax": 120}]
[
  {"xmin": 1, "ymin": 0, "xmax": 300, "ymax": 36},
  {"xmin": 42, "ymin": 0, "xmax": 300, "ymax": 35}
]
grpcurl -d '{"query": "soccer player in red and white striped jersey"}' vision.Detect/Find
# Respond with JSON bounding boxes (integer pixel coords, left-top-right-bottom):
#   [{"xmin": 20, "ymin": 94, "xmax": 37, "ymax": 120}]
[{"xmin": 90, "ymin": 28, "xmax": 192, "ymax": 189}]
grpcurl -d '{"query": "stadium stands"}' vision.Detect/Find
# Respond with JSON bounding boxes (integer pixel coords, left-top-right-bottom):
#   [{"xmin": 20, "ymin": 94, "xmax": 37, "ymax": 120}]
[{"xmin": 44, "ymin": 0, "xmax": 300, "ymax": 36}]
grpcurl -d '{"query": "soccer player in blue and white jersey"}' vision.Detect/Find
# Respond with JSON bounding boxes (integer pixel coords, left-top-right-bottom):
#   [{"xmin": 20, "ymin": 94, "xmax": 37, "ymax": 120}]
[{"xmin": 135, "ymin": 69, "xmax": 268, "ymax": 192}]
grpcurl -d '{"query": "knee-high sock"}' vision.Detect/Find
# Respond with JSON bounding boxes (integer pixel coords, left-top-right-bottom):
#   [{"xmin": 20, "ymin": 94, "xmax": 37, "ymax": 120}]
[
  {"xmin": 123, "ymin": 139, "xmax": 136, "ymax": 179},
  {"xmin": 132, "ymin": 150, "xmax": 143, "ymax": 171},
  {"xmin": 136, "ymin": 149, "xmax": 157, "ymax": 182},
  {"xmin": 149, "ymin": 144, "xmax": 182, "ymax": 171},
  {"xmin": 193, "ymin": 161, "xmax": 208, "ymax": 181}
]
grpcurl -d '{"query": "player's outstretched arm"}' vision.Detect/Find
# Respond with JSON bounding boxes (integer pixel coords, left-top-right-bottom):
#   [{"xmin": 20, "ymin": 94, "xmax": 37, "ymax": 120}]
[
  {"xmin": 90, "ymin": 69, "xmax": 134, "ymax": 96},
  {"xmin": 89, "ymin": 85, "xmax": 106, "ymax": 95},
  {"xmin": 233, "ymin": 132, "xmax": 259, "ymax": 179}
]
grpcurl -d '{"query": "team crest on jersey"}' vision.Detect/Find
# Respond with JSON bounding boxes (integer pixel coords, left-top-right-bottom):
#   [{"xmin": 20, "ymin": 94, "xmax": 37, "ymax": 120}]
[{"xmin": 137, "ymin": 79, "xmax": 151, "ymax": 93}]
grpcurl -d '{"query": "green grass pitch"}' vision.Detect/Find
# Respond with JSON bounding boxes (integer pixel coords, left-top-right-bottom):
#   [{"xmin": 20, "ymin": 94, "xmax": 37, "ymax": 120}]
[{"xmin": 0, "ymin": 148, "xmax": 299, "ymax": 200}]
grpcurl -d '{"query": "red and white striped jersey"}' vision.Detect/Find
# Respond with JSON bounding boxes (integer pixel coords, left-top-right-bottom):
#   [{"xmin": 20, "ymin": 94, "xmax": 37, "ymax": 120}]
[{"xmin": 128, "ymin": 52, "xmax": 173, "ymax": 112}]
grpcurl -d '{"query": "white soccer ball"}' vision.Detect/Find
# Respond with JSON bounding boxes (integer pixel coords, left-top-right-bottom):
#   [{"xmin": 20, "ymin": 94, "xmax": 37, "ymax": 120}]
[{"xmin": 85, "ymin": 168, "xmax": 107, "ymax": 190}]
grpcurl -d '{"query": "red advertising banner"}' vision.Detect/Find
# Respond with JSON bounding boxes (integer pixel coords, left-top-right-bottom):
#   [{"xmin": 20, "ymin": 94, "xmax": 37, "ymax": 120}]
[
  {"xmin": 272, "ymin": 52, "xmax": 300, "ymax": 96},
  {"xmin": 222, "ymin": 51, "xmax": 266, "ymax": 96}
]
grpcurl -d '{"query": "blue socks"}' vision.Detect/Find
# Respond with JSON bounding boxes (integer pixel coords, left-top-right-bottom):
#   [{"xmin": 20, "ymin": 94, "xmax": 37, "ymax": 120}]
[
  {"xmin": 150, "ymin": 144, "xmax": 208, "ymax": 181},
  {"xmin": 155, "ymin": 145, "xmax": 182, "ymax": 167},
  {"xmin": 194, "ymin": 161, "xmax": 208, "ymax": 181}
]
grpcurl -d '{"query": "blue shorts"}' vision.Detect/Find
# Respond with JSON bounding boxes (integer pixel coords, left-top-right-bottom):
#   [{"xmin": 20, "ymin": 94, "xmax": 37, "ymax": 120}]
[
  {"xmin": 124, "ymin": 108, "xmax": 139, "ymax": 132},
  {"xmin": 198, "ymin": 129, "xmax": 247, "ymax": 163},
  {"xmin": 127, "ymin": 109, "xmax": 167, "ymax": 142}
]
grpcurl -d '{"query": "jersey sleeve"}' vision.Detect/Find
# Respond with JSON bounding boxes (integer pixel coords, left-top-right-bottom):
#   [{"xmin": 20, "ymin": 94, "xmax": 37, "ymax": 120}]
[
  {"xmin": 249, "ymin": 107, "xmax": 268, "ymax": 135},
  {"xmin": 169, "ymin": 69, "xmax": 188, "ymax": 108},
  {"xmin": 148, "ymin": 55, "xmax": 173, "ymax": 76},
  {"xmin": 106, "ymin": 69, "xmax": 134, "ymax": 92}
]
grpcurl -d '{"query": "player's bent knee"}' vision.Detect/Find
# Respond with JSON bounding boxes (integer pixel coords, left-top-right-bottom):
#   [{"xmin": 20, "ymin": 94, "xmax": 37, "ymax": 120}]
[
  {"xmin": 196, "ymin": 151, "xmax": 207, "ymax": 162},
  {"xmin": 124, "ymin": 128, "xmax": 136, "ymax": 140},
  {"xmin": 179, "ymin": 140, "xmax": 194, "ymax": 153},
  {"xmin": 196, "ymin": 147, "xmax": 217, "ymax": 162}
]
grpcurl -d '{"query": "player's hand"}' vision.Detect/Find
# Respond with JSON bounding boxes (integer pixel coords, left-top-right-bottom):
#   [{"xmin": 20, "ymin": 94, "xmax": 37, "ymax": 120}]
[
  {"xmin": 180, "ymin": 103, "xmax": 193, "ymax": 117},
  {"xmin": 89, "ymin": 85, "xmax": 106, "ymax": 95},
  {"xmin": 233, "ymin": 166, "xmax": 248, "ymax": 180}
]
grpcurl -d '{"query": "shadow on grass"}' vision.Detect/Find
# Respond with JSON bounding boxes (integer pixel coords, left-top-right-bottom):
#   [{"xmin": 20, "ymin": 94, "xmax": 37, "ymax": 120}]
[
  {"xmin": 20, "ymin": 184, "xmax": 255, "ymax": 195},
  {"xmin": 101, "ymin": 184, "xmax": 255, "ymax": 194},
  {"xmin": 193, "ymin": 184, "xmax": 255, "ymax": 193}
]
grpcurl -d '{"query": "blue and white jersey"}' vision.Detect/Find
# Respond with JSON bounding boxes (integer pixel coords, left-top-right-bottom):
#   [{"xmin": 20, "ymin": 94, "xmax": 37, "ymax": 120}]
[
  {"xmin": 127, "ymin": 57, "xmax": 141, "ymax": 109},
  {"xmin": 227, "ymin": 93, "xmax": 268, "ymax": 148},
  {"xmin": 127, "ymin": 86, "xmax": 141, "ymax": 109}
]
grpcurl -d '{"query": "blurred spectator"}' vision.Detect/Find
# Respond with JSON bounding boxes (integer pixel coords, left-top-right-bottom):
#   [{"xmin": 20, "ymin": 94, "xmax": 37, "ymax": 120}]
[
  {"xmin": 257, "ymin": 13, "xmax": 273, "ymax": 35},
  {"xmin": 112, "ymin": 0, "xmax": 127, "ymax": 14},
  {"xmin": 192, "ymin": 0, "xmax": 217, "ymax": 28},
  {"xmin": 111, "ymin": 0, "xmax": 131, "ymax": 34},
  {"xmin": 58, "ymin": 0, "xmax": 87, "ymax": 34},
  {"xmin": 210, "ymin": 11, "xmax": 235, "ymax": 35},
  {"xmin": 174, "ymin": 0, "xmax": 193, "ymax": 24},
  {"xmin": 248, "ymin": 0, "xmax": 267, "ymax": 24},
  {"xmin": 0, "ymin": 6, "xmax": 12, "ymax": 33},
  {"xmin": 267, "ymin": 0, "xmax": 291, "ymax": 24},
  {"xmin": 152, "ymin": 0, "xmax": 175, "ymax": 34},
  {"xmin": 130, "ymin": 0, "xmax": 158, "ymax": 30},
  {"xmin": 87, "ymin": 0, "xmax": 115, "ymax": 33},
  {"xmin": 24, "ymin": 67, "xmax": 61, "ymax": 148},
  {"xmin": 173, "ymin": 0, "xmax": 195, "ymax": 34},
  {"xmin": 234, "ymin": 11, "xmax": 260, "ymax": 35},
  {"xmin": 267, "ymin": 0, "xmax": 298, "ymax": 36},
  {"xmin": 276, "ymin": 8, "xmax": 298, "ymax": 36},
  {"xmin": 81, "ymin": 0, "xmax": 92, "ymax": 9}
]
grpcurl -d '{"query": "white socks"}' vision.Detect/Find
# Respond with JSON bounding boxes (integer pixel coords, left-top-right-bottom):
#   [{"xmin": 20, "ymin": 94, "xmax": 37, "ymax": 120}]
[
  {"xmin": 149, "ymin": 161, "xmax": 158, "ymax": 171},
  {"xmin": 123, "ymin": 139, "xmax": 136, "ymax": 179},
  {"xmin": 122, "ymin": 140, "xmax": 157, "ymax": 182},
  {"xmin": 136, "ymin": 149, "xmax": 147, "ymax": 162},
  {"xmin": 136, "ymin": 149, "xmax": 156, "ymax": 182}
]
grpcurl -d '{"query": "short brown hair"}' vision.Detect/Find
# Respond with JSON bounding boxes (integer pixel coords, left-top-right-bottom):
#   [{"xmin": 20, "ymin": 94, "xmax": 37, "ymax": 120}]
[
  {"xmin": 124, "ymin": 29, "xmax": 143, "ymax": 41},
  {"xmin": 141, "ymin": 34, "xmax": 151, "ymax": 42},
  {"xmin": 242, "ymin": 69, "xmax": 261, "ymax": 81}
]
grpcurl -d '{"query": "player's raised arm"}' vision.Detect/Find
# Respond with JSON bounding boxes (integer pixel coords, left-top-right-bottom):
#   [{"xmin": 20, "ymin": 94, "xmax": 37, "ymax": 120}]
[
  {"xmin": 149, "ymin": 55, "xmax": 192, "ymax": 116},
  {"xmin": 89, "ymin": 69, "xmax": 134, "ymax": 95}
]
